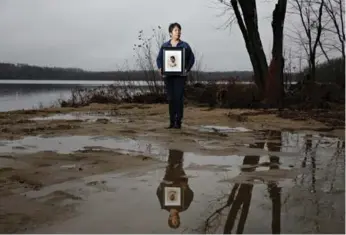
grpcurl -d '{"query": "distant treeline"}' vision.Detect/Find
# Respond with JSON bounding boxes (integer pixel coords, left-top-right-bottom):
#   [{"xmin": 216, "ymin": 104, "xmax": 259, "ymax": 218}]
[
  {"xmin": 307, "ymin": 57, "xmax": 344, "ymax": 85},
  {"xmin": 0, "ymin": 58, "xmax": 343, "ymax": 83},
  {"xmin": 0, "ymin": 63, "xmax": 253, "ymax": 81}
]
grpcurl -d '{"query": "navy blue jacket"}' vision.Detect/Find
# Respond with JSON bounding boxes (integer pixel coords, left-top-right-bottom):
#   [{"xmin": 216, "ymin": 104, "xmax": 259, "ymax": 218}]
[{"xmin": 156, "ymin": 40, "xmax": 195, "ymax": 73}]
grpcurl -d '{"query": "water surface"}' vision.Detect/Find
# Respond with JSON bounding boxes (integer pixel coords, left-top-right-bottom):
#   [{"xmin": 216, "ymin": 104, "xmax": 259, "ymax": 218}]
[
  {"xmin": 0, "ymin": 80, "xmax": 116, "ymax": 111},
  {"xmin": 1, "ymin": 131, "xmax": 344, "ymax": 233}
]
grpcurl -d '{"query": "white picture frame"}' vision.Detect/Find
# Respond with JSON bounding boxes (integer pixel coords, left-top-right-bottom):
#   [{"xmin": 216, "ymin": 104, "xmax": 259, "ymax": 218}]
[{"xmin": 164, "ymin": 186, "xmax": 181, "ymax": 206}]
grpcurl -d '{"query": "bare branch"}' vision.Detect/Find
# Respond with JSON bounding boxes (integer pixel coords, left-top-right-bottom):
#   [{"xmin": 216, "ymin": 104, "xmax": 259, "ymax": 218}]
[
  {"xmin": 289, "ymin": 0, "xmax": 327, "ymax": 80},
  {"xmin": 312, "ymin": 0, "xmax": 325, "ymax": 58},
  {"xmin": 324, "ymin": 0, "xmax": 345, "ymax": 59}
]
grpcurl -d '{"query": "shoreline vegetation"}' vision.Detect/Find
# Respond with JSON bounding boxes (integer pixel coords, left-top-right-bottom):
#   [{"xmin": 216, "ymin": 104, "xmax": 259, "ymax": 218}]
[
  {"xmin": 0, "ymin": 59, "xmax": 344, "ymax": 128},
  {"xmin": 56, "ymin": 81, "xmax": 344, "ymax": 128}
]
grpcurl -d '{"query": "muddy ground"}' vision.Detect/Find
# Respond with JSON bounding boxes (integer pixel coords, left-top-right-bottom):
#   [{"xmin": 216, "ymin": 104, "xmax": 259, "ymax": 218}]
[{"xmin": 0, "ymin": 103, "xmax": 344, "ymax": 233}]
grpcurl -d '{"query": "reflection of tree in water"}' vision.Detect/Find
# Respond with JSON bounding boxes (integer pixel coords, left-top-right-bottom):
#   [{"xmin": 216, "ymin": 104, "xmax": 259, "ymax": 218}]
[
  {"xmin": 325, "ymin": 140, "xmax": 345, "ymax": 192},
  {"xmin": 300, "ymin": 135, "xmax": 318, "ymax": 191},
  {"xmin": 201, "ymin": 131, "xmax": 283, "ymax": 234},
  {"xmin": 193, "ymin": 131, "xmax": 344, "ymax": 234},
  {"xmin": 293, "ymin": 133, "xmax": 345, "ymax": 233},
  {"xmin": 222, "ymin": 149, "xmax": 261, "ymax": 234},
  {"xmin": 297, "ymin": 135, "xmax": 319, "ymax": 231},
  {"xmin": 298, "ymin": 133, "xmax": 344, "ymax": 191}
]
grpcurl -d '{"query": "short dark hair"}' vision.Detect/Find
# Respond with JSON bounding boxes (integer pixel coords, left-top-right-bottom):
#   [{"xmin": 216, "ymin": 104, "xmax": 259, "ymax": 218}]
[
  {"xmin": 168, "ymin": 214, "xmax": 180, "ymax": 229},
  {"xmin": 168, "ymin": 23, "xmax": 181, "ymax": 33}
]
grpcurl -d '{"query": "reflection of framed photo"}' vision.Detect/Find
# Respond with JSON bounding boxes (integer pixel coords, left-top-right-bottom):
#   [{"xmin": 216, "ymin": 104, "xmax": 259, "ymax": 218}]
[
  {"xmin": 162, "ymin": 47, "xmax": 185, "ymax": 76},
  {"xmin": 164, "ymin": 187, "xmax": 181, "ymax": 206}
]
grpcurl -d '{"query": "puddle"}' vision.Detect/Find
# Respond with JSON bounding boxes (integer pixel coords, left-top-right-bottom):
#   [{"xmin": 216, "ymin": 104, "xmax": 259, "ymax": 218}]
[
  {"xmin": 0, "ymin": 136, "xmax": 162, "ymax": 156},
  {"xmin": 30, "ymin": 112, "xmax": 129, "ymax": 123},
  {"xmin": 13, "ymin": 130, "xmax": 344, "ymax": 234},
  {"xmin": 199, "ymin": 125, "xmax": 251, "ymax": 133},
  {"xmin": 0, "ymin": 135, "xmax": 279, "ymax": 171},
  {"xmin": 0, "ymin": 131, "xmax": 343, "ymax": 170}
]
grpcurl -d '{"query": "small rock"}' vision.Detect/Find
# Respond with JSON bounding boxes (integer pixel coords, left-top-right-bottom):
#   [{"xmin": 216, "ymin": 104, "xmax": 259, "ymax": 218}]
[
  {"xmin": 86, "ymin": 181, "xmax": 98, "ymax": 186},
  {"xmin": 60, "ymin": 164, "xmax": 76, "ymax": 169},
  {"xmin": 33, "ymin": 185, "xmax": 41, "ymax": 190},
  {"xmin": 96, "ymin": 118, "xmax": 109, "ymax": 124},
  {"xmin": 0, "ymin": 155, "xmax": 14, "ymax": 159},
  {"xmin": 12, "ymin": 146, "xmax": 26, "ymax": 150}
]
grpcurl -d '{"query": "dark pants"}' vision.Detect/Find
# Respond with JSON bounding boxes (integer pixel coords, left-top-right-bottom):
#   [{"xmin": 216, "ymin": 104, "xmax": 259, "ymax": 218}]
[{"xmin": 164, "ymin": 76, "xmax": 186, "ymax": 124}]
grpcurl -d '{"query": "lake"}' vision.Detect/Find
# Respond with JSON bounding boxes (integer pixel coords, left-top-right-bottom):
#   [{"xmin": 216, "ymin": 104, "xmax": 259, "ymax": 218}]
[
  {"xmin": 0, "ymin": 80, "xmax": 121, "ymax": 112},
  {"xmin": 0, "ymin": 79, "xmax": 227, "ymax": 112}
]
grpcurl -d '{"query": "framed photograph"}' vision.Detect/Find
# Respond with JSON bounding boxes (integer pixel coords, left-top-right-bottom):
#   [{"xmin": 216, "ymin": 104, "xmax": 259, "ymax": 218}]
[
  {"xmin": 164, "ymin": 186, "xmax": 181, "ymax": 206},
  {"xmin": 162, "ymin": 47, "xmax": 186, "ymax": 76}
]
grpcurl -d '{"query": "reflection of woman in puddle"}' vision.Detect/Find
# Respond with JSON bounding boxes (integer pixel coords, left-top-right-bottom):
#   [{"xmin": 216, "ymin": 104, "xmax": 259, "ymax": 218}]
[
  {"xmin": 168, "ymin": 56, "xmax": 177, "ymax": 68},
  {"xmin": 156, "ymin": 149, "xmax": 194, "ymax": 229}
]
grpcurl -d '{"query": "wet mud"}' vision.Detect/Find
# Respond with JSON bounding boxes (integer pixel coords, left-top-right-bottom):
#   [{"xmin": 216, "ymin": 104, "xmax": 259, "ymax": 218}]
[{"xmin": 0, "ymin": 104, "xmax": 344, "ymax": 233}]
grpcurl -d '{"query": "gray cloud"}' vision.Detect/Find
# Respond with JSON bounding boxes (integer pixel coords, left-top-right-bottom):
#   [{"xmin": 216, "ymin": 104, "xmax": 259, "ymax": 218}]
[{"xmin": 0, "ymin": 0, "xmax": 279, "ymax": 71}]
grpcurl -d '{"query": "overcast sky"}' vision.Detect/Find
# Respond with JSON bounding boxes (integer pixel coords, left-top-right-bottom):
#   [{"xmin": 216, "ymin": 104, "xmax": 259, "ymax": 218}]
[{"xmin": 0, "ymin": 0, "xmax": 280, "ymax": 71}]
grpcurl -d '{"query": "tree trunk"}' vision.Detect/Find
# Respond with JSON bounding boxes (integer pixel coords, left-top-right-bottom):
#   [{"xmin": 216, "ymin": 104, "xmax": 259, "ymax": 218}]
[
  {"xmin": 230, "ymin": 0, "xmax": 288, "ymax": 107},
  {"xmin": 231, "ymin": 0, "xmax": 268, "ymax": 98},
  {"xmin": 238, "ymin": 0, "xmax": 269, "ymax": 95},
  {"xmin": 310, "ymin": 57, "xmax": 316, "ymax": 81},
  {"xmin": 230, "ymin": 0, "xmax": 261, "ymax": 90},
  {"xmin": 267, "ymin": 0, "xmax": 287, "ymax": 108}
]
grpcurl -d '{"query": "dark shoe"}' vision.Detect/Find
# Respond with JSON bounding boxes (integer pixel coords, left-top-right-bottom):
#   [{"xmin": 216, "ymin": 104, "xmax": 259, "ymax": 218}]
[
  {"xmin": 174, "ymin": 122, "xmax": 182, "ymax": 129},
  {"xmin": 166, "ymin": 122, "xmax": 175, "ymax": 129}
]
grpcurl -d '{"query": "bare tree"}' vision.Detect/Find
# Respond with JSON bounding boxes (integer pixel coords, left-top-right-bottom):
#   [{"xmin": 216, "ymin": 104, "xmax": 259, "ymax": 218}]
[
  {"xmin": 324, "ymin": 0, "xmax": 345, "ymax": 61},
  {"xmin": 218, "ymin": 0, "xmax": 288, "ymax": 108},
  {"xmin": 133, "ymin": 26, "xmax": 167, "ymax": 94},
  {"xmin": 269, "ymin": 0, "xmax": 288, "ymax": 107},
  {"xmin": 219, "ymin": 0, "xmax": 268, "ymax": 95},
  {"xmin": 289, "ymin": 0, "xmax": 325, "ymax": 81}
]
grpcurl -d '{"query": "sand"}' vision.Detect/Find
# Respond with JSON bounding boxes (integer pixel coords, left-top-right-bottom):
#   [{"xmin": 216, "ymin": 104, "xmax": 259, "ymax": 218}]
[{"xmin": 0, "ymin": 103, "xmax": 344, "ymax": 233}]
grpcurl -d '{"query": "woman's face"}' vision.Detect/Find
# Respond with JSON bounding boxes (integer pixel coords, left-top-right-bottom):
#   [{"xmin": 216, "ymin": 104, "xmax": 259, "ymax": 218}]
[{"xmin": 170, "ymin": 26, "xmax": 181, "ymax": 40}]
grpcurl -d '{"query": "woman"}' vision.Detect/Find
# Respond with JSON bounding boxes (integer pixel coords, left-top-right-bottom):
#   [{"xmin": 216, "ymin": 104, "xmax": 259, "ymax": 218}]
[{"xmin": 156, "ymin": 22, "xmax": 195, "ymax": 129}]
